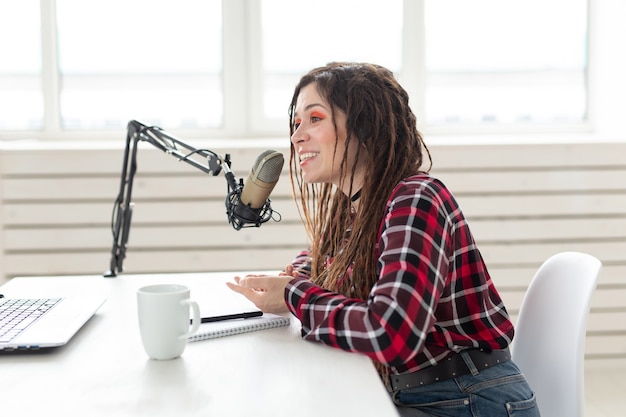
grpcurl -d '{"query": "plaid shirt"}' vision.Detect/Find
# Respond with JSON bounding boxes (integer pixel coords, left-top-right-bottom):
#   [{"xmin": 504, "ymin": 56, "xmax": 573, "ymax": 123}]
[{"xmin": 285, "ymin": 174, "xmax": 514, "ymax": 375}]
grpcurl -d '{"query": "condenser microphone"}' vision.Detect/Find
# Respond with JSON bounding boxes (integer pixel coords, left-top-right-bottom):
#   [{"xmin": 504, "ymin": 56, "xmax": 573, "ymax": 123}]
[{"xmin": 225, "ymin": 150, "xmax": 284, "ymax": 230}]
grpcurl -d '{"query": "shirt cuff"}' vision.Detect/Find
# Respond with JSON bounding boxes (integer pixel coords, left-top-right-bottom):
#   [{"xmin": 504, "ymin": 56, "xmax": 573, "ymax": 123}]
[{"xmin": 284, "ymin": 276, "xmax": 315, "ymax": 318}]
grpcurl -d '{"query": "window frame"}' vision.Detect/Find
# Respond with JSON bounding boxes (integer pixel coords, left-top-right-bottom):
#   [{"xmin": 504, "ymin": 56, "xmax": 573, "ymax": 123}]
[{"xmin": 1, "ymin": 0, "xmax": 621, "ymax": 143}]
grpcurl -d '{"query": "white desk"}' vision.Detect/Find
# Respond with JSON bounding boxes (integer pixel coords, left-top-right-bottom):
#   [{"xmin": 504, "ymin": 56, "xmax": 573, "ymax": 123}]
[{"xmin": 0, "ymin": 272, "xmax": 399, "ymax": 417}]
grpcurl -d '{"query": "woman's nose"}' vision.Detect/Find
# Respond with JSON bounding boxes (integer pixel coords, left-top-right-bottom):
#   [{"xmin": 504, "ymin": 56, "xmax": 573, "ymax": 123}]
[{"xmin": 291, "ymin": 125, "xmax": 308, "ymax": 144}]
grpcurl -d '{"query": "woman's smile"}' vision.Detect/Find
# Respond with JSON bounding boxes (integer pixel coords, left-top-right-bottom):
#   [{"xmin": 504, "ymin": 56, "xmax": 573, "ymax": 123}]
[{"xmin": 298, "ymin": 151, "xmax": 320, "ymax": 166}]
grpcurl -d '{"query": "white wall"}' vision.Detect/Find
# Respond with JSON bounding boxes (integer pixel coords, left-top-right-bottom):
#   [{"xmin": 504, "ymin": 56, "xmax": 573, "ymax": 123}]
[{"xmin": 1, "ymin": 141, "xmax": 624, "ymax": 361}]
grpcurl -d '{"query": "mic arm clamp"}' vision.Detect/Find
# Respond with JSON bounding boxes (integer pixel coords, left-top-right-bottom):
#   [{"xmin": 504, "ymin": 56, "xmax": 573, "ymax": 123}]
[{"xmin": 103, "ymin": 120, "xmax": 231, "ymax": 278}]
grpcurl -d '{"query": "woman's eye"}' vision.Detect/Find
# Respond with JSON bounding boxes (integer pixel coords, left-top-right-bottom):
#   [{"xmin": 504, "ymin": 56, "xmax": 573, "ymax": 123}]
[{"xmin": 311, "ymin": 112, "xmax": 324, "ymax": 123}]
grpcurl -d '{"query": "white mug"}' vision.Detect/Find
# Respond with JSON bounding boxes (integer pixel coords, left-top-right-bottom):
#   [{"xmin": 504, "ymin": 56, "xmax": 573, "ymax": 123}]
[{"xmin": 137, "ymin": 284, "xmax": 201, "ymax": 360}]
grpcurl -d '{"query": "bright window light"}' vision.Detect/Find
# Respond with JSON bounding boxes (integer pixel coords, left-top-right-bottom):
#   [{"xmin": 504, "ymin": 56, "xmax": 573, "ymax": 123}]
[
  {"xmin": 56, "ymin": 0, "xmax": 223, "ymax": 130},
  {"xmin": 424, "ymin": 0, "xmax": 588, "ymax": 125},
  {"xmin": 260, "ymin": 0, "xmax": 403, "ymax": 120},
  {"xmin": 0, "ymin": 0, "xmax": 43, "ymax": 130}
]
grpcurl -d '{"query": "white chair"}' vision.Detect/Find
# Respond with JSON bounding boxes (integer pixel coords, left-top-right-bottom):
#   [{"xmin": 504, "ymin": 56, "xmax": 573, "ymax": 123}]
[{"xmin": 512, "ymin": 251, "xmax": 601, "ymax": 417}]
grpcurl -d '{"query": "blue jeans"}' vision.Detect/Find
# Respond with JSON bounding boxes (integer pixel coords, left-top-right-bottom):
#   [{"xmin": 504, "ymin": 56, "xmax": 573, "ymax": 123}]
[{"xmin": 392, "ymin": 360, "xmax": 540, "ymax": 417}]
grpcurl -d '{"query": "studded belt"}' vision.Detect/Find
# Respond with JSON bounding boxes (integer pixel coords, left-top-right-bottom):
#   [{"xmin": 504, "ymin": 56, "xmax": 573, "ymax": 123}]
[{"xmin": 387, "ymin": 347, "xmax": 511, "ymax": 393}]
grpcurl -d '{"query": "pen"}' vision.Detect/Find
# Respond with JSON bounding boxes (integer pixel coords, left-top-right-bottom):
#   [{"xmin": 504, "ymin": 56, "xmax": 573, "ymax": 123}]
[{"xmin": 191, "ymin": 310, "xmax": 263, "ymax": 324}]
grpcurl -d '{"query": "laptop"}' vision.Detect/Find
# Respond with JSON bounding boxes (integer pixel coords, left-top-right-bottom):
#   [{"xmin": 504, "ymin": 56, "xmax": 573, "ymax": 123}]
[{"xmin": 0, "ymin": 294, "xmax": 106, "ymax": 351}]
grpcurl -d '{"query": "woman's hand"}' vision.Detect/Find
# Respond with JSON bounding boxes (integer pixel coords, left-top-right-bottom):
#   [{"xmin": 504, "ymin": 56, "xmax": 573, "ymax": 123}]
[{"xmin": 226, "ymin": 271, "xmax": 296, "ymax": 314}]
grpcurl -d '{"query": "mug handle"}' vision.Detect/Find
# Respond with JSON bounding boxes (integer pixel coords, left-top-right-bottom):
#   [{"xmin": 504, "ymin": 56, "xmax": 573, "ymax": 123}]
[{"xmin": 179, "ymin": 299, "xmax": 201, "ymax": 340}]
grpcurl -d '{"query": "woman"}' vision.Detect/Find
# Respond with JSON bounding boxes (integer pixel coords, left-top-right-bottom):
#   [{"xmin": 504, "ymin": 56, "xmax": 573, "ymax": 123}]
[{"xmin": 227, "ymin": 62, "xmax": 539, "ymax": 416}]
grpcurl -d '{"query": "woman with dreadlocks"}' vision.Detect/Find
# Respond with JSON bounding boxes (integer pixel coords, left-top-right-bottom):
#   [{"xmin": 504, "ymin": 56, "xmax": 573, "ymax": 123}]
[{"xmin": 227, "ymin": 62, "xmax": 539, "ymax": 417}]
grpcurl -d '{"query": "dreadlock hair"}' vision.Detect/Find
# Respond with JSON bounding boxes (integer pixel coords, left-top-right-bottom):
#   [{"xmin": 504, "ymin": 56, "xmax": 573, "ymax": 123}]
[{"xmin": 287, "ymin": 62, "xmax": 432, "ymax": 301}]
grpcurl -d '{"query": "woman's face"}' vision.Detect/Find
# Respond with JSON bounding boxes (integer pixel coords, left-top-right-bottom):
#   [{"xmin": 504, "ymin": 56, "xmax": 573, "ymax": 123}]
[{"xmin": 291, "ymin": 83, "xmax": 365, "ymax": 195}]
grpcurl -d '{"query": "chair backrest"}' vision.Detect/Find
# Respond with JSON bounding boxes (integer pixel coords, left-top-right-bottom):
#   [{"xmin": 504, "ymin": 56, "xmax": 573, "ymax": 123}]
[{"xmin": 512, "ymin": 251, "xmax": 601, "ymax": 417}]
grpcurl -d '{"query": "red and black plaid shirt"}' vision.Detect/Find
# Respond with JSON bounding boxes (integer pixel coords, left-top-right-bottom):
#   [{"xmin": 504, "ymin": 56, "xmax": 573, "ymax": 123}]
[{"xmin": 285, "ymin": 174, "xmax": 514, "ymax": 375}]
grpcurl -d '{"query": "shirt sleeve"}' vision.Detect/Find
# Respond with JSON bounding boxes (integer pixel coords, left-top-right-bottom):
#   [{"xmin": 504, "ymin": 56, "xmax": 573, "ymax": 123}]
[
  {"xmin": 284, "ymin": 180, "xmax": 452, "ymax": 370},
  {"xmin": 290, "ymin": 249, "xmax": 312, "ymax": 279}
]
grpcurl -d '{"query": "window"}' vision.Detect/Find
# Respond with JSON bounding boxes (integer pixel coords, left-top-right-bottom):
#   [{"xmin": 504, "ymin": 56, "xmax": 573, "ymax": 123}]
[
  {"xmin": 258, "ymin": 0, "xmax": 402, "ymax": 120},
  {"xmin": 0, "ymin": 0, "xmax": 594, "ymax": 140},
  {"xmin": 423, "ymin": 0, "xmax": 587, "ymax": 126},
  {"xmin": 0, "ymin": 0, "xmax": 42, "ymax": 130},
  {"xmin": 56, "ymin": 0, "xmax": 222, "ymax": 130}
]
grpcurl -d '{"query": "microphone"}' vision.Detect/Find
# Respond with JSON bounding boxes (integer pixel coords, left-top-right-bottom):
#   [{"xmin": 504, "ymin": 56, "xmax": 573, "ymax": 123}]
[{"xmin": 225, "ymin": 150, "xmax": 284, "ymax": 230}]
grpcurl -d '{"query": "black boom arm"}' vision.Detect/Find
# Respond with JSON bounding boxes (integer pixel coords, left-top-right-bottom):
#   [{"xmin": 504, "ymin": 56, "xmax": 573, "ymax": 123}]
[{"xmin": 103, "ymin": 120, "xmax": 232, "ymax": 278}]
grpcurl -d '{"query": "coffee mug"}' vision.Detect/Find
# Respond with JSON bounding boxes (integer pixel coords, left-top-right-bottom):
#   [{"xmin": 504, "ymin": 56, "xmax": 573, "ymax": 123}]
[{"xmin": 137, "ymin": 284, "xmax": 201, "ymax": 360}]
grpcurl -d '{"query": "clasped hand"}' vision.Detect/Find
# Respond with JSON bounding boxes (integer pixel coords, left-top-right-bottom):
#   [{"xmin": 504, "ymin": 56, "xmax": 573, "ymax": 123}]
[{"xmin": 226, "ymin": 265, "xmax": 298, "ymax": 314}]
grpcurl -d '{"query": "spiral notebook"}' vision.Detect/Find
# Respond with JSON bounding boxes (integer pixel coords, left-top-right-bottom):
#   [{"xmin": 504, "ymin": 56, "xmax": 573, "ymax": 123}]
[{"xmin": 188, "ymin": 314, "xmax": 290, "ymax": 342}]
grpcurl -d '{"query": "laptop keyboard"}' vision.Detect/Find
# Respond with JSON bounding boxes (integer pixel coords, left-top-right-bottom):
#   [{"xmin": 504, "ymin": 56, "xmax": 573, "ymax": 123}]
[{"xmin": 0, "ymin": 298, "xmax": 62, "ymax": 343}]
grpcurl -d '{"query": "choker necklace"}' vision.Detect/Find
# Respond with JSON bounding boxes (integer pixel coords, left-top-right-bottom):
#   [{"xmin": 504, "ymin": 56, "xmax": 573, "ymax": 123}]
[{"xmin": 350, "ymin": 189, "xmax": 362, "ymax": 202}]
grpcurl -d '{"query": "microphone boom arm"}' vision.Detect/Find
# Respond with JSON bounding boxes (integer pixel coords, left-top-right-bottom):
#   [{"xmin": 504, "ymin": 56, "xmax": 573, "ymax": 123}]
[{"xmin": 103, "ymin": 120, "xmax": 231, "ymax": 278}]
